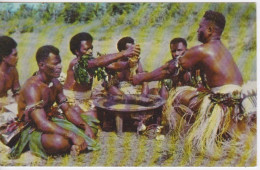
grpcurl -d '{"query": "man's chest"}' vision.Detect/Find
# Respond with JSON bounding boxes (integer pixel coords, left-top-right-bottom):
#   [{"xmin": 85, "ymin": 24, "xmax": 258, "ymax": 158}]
[
  {"xmin": 0, "ymin": 72, "xmax": 14, "ymax": 91},
  {"xmin": 41, "ymin": 86, "xmax": 58, "ymax": 106},
  {"xmin": 117, "ymin": 70, "xmax": 131, "ymax": 81}
]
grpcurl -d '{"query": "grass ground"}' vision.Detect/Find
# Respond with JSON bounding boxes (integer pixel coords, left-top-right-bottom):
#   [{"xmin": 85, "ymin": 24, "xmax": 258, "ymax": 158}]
[{"xmin": 0, "ymin": 130, "xmax": 256, "ymax": 166}]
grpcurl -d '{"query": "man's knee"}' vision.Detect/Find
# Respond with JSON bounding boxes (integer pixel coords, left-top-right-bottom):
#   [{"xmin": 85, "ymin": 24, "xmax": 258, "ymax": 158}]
[
  {"xmin": 73, "ymin": 105, "xmax": 83, "ymax": 112},
  {"xmin": 42, "ymin": 134, "xmax": 71, "ymax": 154}
]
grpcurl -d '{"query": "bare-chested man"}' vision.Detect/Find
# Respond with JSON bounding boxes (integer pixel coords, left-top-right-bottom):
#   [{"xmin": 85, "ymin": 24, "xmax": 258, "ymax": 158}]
[
  {"xmin": 133, "ymin": 10, "xmax": 253, "ymax": 155},
  {"xmin": 105, "ymin": 36, "xmax": 149, "ymax": 96},
  {"xmin": 0, "ymin": 36, "xmax": 20, "ymax": 105},
  {"xmin": 10, "ymin": 45, "xmax": 99, "ymax": 159},
  {"xmin": 63, "ymin": 32, "xmax": 140, "ymax": 115},
  {"xmin": 133, "ymin": 12, "xmax": 242, "ymax": 88},
  {"xmin": 149, "ymin": 38, "xmax": 204, "ymax": 99}
]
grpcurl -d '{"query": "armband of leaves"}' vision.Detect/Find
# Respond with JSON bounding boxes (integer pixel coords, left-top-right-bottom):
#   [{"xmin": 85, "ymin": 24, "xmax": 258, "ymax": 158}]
[{"xmin": 74, "ymin": 54, "xmax": 108, "ymax": 84}]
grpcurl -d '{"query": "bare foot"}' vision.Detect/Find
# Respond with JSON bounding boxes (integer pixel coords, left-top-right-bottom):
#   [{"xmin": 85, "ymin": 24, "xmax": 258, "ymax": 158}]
[{"xmin": 70, "ymin": 145, "xmax": 80, "ymax": 156}]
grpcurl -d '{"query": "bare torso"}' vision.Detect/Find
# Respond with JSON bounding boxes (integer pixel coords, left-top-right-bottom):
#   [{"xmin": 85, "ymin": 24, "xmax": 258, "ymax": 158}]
[
  {"xmin": 18, "ymin": 76, "xmax": 61, "ymax": 119},
  {"xmin": 180, "ymin": 40, "xmax": 243, "ymax": 88},
  {"xmin": 118, "ymin": 62, "xmax": 143, "ymax": 81},
  {"xmin": 0, "ymin": 67, "xmax": 20, "ymax": 97}
]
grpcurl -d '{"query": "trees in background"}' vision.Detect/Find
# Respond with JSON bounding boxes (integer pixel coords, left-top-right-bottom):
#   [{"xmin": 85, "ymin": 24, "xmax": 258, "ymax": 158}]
[{"xmin": 0, "ymin": 2, "xmax": 256, "ymax": 36}]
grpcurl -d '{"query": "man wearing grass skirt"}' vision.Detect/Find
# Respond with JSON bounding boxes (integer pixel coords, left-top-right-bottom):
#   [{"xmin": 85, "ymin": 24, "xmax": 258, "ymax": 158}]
[
  {"xmin": 8, "ymin": 45, "xmax": 100, "ymax": 159},
  {"xmin": 132, "ymin": 10, "xmax": 256, "ymax": 155}
]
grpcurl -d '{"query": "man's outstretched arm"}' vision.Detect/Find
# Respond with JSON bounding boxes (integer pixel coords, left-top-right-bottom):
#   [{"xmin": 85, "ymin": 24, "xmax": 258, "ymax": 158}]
[
  {"xmin": 106, "ymin": 61, "xmax": 129, "ymax": 71},
  {"xmin": 88, "ymin": 45, "xmax": 140, "ymax": 68},
  {"xmin": 132, "ymin": 62, "xmax": 173, "ymax": 85}
]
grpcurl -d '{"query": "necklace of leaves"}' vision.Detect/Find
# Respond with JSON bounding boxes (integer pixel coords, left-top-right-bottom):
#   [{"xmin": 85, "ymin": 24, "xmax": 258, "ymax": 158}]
[{"xmin": 73, "ymin": 54, "xmax": 107, "ymax": 84}]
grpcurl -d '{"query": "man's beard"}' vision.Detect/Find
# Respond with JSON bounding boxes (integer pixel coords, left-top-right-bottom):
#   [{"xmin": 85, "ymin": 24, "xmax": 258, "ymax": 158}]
[{"xmin": 198, "ymin": 31, "xmax": 206, "ymax": 43}]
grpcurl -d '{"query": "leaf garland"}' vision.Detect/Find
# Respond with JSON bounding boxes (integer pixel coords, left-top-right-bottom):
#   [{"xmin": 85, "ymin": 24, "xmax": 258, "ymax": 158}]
[{"xmin": 73, "ymin": 54, "xmax": 107, "ymax": 84}]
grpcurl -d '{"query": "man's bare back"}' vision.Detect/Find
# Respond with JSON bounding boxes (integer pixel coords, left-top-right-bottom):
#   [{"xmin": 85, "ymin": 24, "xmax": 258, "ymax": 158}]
[
  {"xmin": 132, "ymin": 13, "xmax": 243, "ymax": 88},
  {"xmin": 180, "ymin": 40, "xmax": 243, "ymax": 88}
]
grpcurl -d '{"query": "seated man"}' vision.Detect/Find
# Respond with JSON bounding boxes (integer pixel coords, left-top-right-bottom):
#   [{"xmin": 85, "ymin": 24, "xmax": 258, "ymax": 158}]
[
  {"xmin": 105, "ymin": 36, "xmax": 149, "ymax": 96},
  {"xmin": 0, "ymin": 36, "xmax": 20, "ymax": 125},
  {"xmin": 133, "ymin": 10, "xmax": 256, "ymax": 155},
  {"xmin": 63, "ymin": 32, "xmax": 140, "ymax": 115},
  {"xmin": 151, "ymin": 37, "xmax": 205, "ymax": 99},
  {"xmin": 94, "ymin": 37, "xmax": 150, "ymax": 132},
  {"xmin": 9, "ymin": 45, "xmax": 99, "ymax": 159},
  {"xmin": 0, "ymin": 36, "xmax": 20, "ymax": 105}
]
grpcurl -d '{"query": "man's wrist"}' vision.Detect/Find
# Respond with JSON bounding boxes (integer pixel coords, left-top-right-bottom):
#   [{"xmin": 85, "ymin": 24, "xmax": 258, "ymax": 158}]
[{"xmin": 121, "ymin": 51, "xmax": 126, "ymax": 58}]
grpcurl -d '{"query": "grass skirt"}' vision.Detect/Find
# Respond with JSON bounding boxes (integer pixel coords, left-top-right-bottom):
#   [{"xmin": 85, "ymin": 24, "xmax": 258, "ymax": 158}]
[{"xmin": 163, "ymin": 82, "xmax": 256, "ymax": 158}]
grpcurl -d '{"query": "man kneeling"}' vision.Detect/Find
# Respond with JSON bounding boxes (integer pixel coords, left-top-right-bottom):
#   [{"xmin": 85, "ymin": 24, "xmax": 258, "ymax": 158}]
[{"xmin": 10, "ymin": 45, "xmax": 99, "ymax": 159}]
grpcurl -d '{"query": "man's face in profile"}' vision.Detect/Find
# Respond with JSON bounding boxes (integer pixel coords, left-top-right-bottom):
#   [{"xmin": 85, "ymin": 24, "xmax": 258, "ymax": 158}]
[
  {"xmin": 170, "ymin": 42, "xmax": 186, "ymax": 59},
  {"xmin": 4, "ymin": 48, "xmax": 18, "ymax": 67},
  {"xmin": 44, "ymin": 53, "xmax": 62, "ymax": 78},
  {"xmin": 197, "ymin": 17, "xmax": 211, "ymax": 43}
]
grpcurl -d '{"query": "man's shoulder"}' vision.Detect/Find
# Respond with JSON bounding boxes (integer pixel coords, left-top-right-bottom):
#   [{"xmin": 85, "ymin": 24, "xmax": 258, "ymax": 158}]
[
  {"xmin": 7, "ymin": 67, "xmax": 18, "ymax": 73},
  {"xmin": 190, "ymin": 44, "xmax": 205, "ymax": 51},
  {"xmin": 66, "ymin": 57, "xmax": 78, "ymax": 71},
  {"xmin": 70, "ymin": 57, "xmax": 79, "ymax": 65},
  {"xmin": 10, "ymin": 67, "xmax": 19, "ymax": 79},
  {"xmin": 197, "ymin": 42, "xmax": 220, "ymax": 53},
  {"xmin": 19, "ymin": 77, "xmax": 45, "ymax": 108},
  {"xmin": 52, "ymin": 78, "xmax": 63, "ymax": 89},
  {"xmin": 0, "ymin": 67, "xmax": 17, "ymax": 76},
  {"xmin": 187, "ymin": 44, "xmax": 211, "ymax": 59},
  {"xmin": 22, "ymin": 76, "xmax": 44, "ymax": 92}
]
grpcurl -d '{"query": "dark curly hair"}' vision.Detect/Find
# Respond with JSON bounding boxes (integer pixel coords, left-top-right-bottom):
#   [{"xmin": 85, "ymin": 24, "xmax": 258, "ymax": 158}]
[
  {"xmin": 203, "ymin": 10, "xmax": 226, "ymax": 32},
  {"xmin": 117, "ymin": 37, "xmax": 134, "ymax": 52},
  {"xmin": 70, "ymin": 32, "xmax": 93, "ymax": 55},
  {"xmin": 36, "ymin": 45, "xmax": 60, "ymax": 63},
  {"xmin": 0, "ymin": 36, "xmax": 17, "ymax": 63},
  {"xmin": 170, "ymin": 37, "xmax": 187, "ymax": 47}
]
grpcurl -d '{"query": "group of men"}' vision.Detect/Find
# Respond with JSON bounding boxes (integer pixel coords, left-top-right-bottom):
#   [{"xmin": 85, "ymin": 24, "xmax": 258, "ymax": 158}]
[{"xmin": 0, "ymin": 10, "xmax": 256, "ymax": 158}]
